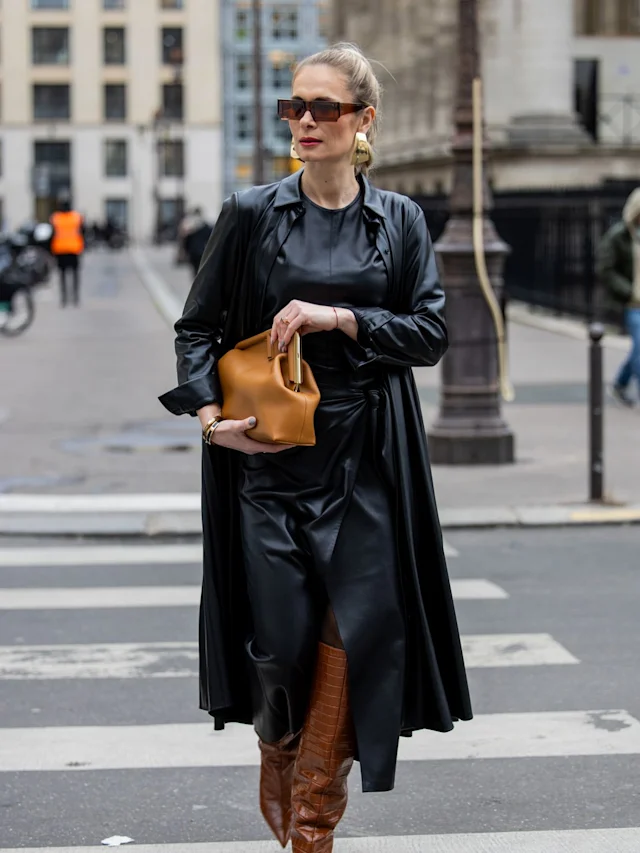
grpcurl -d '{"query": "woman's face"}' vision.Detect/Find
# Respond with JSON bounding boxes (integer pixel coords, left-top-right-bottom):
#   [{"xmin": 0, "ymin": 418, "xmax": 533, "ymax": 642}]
[{"xmin": 289, "ymin": 64, "xmax": 374, "ymax": 166}]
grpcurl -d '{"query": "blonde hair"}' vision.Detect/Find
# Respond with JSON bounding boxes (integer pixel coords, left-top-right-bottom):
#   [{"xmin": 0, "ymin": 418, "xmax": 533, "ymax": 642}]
[{"xmin": 293, "ymin": 42, "xmax": 382, "ymax": 177}]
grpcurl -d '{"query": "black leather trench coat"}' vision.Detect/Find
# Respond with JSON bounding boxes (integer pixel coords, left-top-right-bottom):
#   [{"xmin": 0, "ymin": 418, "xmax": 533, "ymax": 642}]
[{"xmin": 160, "ymin": 172, "xmax": 473, "ymax": 740}]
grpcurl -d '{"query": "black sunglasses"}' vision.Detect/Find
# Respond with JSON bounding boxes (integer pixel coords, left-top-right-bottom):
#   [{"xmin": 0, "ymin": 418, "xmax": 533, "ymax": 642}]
[{"xmin": 277, "ymin": 98, "xmax": 367, "ymax": 123}]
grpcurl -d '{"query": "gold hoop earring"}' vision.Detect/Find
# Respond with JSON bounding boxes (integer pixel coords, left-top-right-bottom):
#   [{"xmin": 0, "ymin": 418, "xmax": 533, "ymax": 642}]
[
  {"xmin": 290, "ymin": 139, "xmax": 302, "ymax": 161},
  {"xmin": 352, "ymin": 131, "xmax": 373, "ymax": 167}
]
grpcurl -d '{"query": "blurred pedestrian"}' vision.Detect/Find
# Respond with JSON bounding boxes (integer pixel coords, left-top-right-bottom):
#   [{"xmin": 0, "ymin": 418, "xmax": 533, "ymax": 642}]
[
  {"xmin": 159, "ymin": 43, "xmax": 471, "ymax": 852},
  {"xmin": 50, "ymin": 196, "xmax": 85, "ymax": 308},
  {"xmin": 598, "ymin": 187, "xmax": 640, "ymax": 407},
  {"xmin": 182, "ymin": 207, "xmax": 213, "ymax": 277}
]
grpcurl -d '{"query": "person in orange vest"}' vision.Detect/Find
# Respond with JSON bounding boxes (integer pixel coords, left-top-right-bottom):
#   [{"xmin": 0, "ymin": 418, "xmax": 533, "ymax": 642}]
[{"xmin": 50, "ymin": 196, "xmax": 85, "ymax": 307}]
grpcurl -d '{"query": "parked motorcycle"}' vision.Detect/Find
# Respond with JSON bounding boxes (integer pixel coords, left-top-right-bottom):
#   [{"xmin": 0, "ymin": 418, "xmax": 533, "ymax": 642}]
[{"xmin": 0, "ymin": 223, "xmax": 54, "ymax": 336}]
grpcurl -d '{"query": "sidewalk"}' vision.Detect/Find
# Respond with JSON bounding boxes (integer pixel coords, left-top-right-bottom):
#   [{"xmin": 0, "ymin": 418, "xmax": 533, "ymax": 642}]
[
  {"xmin": 137, "ymin": 245, "xmax": 640, "ymax": 510},
  {"xmin": 1, "ymin": 245, "xmax": 639, "ymax": 536},
  {"xmin": 0, "ymin": 249, "xmax": 199, "ymax": 498}
]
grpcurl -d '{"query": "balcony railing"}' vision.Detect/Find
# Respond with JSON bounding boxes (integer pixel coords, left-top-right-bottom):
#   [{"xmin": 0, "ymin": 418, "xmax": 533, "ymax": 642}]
[{"xmin": 598, "ymin": 95, "xmax": 640, "ymax": 145}]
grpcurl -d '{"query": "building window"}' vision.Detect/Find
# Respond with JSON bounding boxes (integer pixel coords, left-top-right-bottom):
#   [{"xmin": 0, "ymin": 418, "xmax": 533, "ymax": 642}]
[
  {"xmin": 235, "ymin": 8, "xmax": 252, "ymax": 39},
  {"xmin": 317, "ymin": 2, "xmax": 331, "ymax": 39},
  {"xmin": 104, "ymin": 0, "xmax": 125, "ymax": 8},
  {"xmin": 104, "ymin": 84, "xmax": 126, "ymax": 120},
  {"xmin": 162, "ymin": 27, "xmax": 183, "ymax": 65},
  {"xmin": 105, "ymin": 198, "xmax": 129, "ymax": 230},
  {"xmin": 158, "ymin": 197, "xmax": 184, "ymax": 239},
  {"xmin": 104, "ymin": 140, "xmax": 127, "ymax": 177},
  {"xmin": 236, "ymin": 57, "xmax": 251, "ymax": 89},
  {"xmin": 104, "ymin": 27, "xmax": 126, "ymax": 64},
  {"xmin": 158, "ymin": 139, "xmax": 184, "ymax": 176},
  {"xmin": 576, "ymin": 0, "xmax": 640, "ymax": 34},
  {"xmin": 32, "ymin": 27, "xmax": 70, "ymax": 65},
  {"xmin": 272, "ymin": 112, "xmax": 290, "ymax": 143},
  {"xmin": 33, "ymin": 84, "xmax": 70, "ymax": 120},
  {"xmin": 33, "ymin": 141, "xmax": 72, "ymax": 204},
  {"xmin": 271, "ymin": 7, "xmax": 298, "ymax": 39},
  {"xmin": 235, "ymin": 156, "xmax": 252, "ymax": 183},
  {"xmin": 162, "ymin": 83, "xmax": 183, "ymax": 120},
  {"xmin": 271, "ymin": 154, "xmax": 291, "ymax": 181},
  {"xmin": 31, "ymin": 0, "xmax": 69, "ymax": 8},
  {"xmin": 236, "ymin": 106, "xmax": 253, "ymax": 140},
  {"xmin": 271, "ymin": 58, "xmax": 292, "ymax": 90},
  {"xmin": 160, "ymin": 0, "xmax": 184, "ymax": 8}
]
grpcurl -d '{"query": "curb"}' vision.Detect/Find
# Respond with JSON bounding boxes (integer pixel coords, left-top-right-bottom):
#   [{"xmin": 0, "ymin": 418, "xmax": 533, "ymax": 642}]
[
  {"xmin": 130, "ymin": 246, "xmax": 182, "ymax": 328},
  {"xmin": 506, "ymin": 302, "xmax": 629, "ymax": 351},
  {"xmin": 1, "ymin": 495, "xmax": 640, "ymax": 537}
]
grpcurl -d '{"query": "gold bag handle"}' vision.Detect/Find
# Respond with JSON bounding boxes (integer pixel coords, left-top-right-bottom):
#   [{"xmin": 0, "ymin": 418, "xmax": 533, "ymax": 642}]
[
  {"xmin": 266, "ymin": 331, "xmax": 303, "ymax": 391},
  {"xmin": 472, "ymin": 77, "xmax": 515, "ymax": 403}
]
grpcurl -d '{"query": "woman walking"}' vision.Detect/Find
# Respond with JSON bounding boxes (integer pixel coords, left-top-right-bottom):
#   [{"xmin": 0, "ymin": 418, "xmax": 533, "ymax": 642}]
[{"xmin": 160, "ymin": 43, "xmax": 472, "ymax": 852}]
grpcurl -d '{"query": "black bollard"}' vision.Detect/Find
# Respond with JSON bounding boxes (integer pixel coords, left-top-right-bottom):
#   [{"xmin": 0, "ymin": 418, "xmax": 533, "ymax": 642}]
[{"xmin": 588, "ymin": 323, "xmax": 605, "ymax": 502}]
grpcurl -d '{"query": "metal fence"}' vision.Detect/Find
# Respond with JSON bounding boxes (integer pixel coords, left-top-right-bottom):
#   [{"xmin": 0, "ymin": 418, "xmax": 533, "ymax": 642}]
[{"xmin": 414, "ymin": 184, "xmax": 637, "ymax": 326}]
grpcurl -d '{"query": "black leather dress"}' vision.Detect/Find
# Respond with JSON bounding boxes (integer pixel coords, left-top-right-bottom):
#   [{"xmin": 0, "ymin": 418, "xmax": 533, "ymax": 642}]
[
  {"xmin": 239, "ymin": 189, "xmax": 405, "ymax": 792},
  {"xmin": 159, "ymin": 172, "xmax": 473, "ymax": 797}
]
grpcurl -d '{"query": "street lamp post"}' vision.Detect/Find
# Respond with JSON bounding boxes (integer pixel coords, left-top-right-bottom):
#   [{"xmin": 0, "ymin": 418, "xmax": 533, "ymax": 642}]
[
  {"xmin": 152, "ymin": 108, "xmax": 164, "ymax": 245},
  {"xmin": 427, "ymin": 0, "xmax": 515, "ymax": 465},
  {"xmin": 252, "ymin": 0, "xmax": 266, "ymax": 184}
]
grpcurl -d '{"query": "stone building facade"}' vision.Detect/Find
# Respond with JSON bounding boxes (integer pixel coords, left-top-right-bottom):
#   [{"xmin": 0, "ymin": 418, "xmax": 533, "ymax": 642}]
[
  {"xmin": 333, "ymin": 0, "xmax": 640, "ymax": 194},
  {"xmin": 0, "ymin": 0, "xmax": 222, "ymax": 241}
]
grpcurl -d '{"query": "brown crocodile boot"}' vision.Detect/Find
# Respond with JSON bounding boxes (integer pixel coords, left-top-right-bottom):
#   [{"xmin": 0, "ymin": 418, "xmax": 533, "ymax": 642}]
[
  {"xmin": 258, "ymin": 732, "xmax": 300, "ymax": 847},
  {"xmin": 290, "ymin": 643, "xmax": 356, "ymax": 852}
]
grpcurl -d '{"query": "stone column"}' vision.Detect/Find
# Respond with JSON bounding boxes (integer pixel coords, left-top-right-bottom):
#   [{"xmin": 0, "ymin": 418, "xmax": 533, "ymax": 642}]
[{"xmin": 508, "ymin": 0, "xmax": 589, "ymax": 145}]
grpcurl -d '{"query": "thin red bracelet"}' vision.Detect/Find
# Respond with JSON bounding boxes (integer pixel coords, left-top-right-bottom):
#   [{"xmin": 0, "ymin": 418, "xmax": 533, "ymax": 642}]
[{"xmin": 332, "ymin": 307, "xmax": 339, "ymax": 329}]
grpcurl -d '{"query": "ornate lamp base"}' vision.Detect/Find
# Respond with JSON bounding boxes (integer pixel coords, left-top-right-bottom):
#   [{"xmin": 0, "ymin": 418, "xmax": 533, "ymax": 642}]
[{"xmin": 428, "ymin": 419, "xmax": 515, "ymax": 466}]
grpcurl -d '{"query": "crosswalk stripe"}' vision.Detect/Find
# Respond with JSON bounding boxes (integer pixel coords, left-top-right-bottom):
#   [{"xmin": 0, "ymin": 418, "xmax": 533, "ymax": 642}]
[
  {"xmin": 0, "ymin": 642, "xmax": 199, "ymax": 679},
  {"xmin": 0, "ymin": 633, "xmax": 576, "ymax": 679},
  {"xmin": 0, "ymin": 586, "xmax": 200, "ymax": 609},
  {"xmin": 0, "ymin": 494, "xmax": 200, "ymax": 512},
  {"xmin": 443, "ymin": 538, "xmax": 458, "ymax": 557},
  {"xmin": 0, "ymin": 541, "xmax": 457, "ymax": 567},
  {"xmin": 1, "ymin": 710, "xmax": 637, "ymax": 771},
  {"xmin": 0, "ymin": 544, "xmax": 202, "ymax": 567},
  {"xmin": 452, "ymin": 579, "xmax": 508, "ymax": 599},
  {"xmin": 0, "ymin": 579, "xmax": 507, "ymax": 610},
  {"xmin": 2, "ymin": 828, "xmax": 640, "ymax": 852},
  {"xmin": 461, "ymin": 633, "xmax": 579, "ymax": 667}
]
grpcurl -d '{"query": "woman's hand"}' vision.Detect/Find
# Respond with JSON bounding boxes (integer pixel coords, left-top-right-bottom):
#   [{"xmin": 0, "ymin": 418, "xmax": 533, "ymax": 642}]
[
  {"xmin": 271, "ymin": 300, "xmax": 341, "ymax": 350},
  {"xmin": 209, "ymin": 416, "xmax": 295, "ymax": 455}
]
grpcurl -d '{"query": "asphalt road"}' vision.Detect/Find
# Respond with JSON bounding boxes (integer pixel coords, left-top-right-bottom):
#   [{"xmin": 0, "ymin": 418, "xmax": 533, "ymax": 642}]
[{"xmin": 0, "ymin": 527, "xmax": 639, "ymax": 851}]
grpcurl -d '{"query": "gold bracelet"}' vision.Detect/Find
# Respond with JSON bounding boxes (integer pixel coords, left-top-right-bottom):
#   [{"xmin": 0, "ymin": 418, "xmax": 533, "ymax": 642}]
[
  {"xmin": 202, "ymin": 415, "xmax": 222, "ymax": 442},
  {"xmin": 203, "ymin": 419, "xmax": 224, "ymax": 446},
  {"xmin": 202, "ymin": 415, "xmax": 222, "ymax": 435}
]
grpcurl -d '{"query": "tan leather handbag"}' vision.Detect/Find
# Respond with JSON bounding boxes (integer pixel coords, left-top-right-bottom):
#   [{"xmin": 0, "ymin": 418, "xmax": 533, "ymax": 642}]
[{"xmin": 217, "ymin": 330, "xmax": 321, "ymax": 446}]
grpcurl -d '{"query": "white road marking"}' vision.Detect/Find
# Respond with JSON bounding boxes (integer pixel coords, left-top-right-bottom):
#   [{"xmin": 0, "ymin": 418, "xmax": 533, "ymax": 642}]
[
  {"xmin": 2, "ymin": 828, "xmax": 640, "ymax": 852},
  {"xmin": 0, "ymin": 633, "xmax": 575, "ymax": 679},
  {"xmin": 0, "ymin": 544, "xmax": 202, "ymax": 568},
  {"xmin": 0, "ymin": 493, "xmax": 199, "ymax": 513},
  {"xmin": 461, "ymin": 633, "xmax": 579, "ymax": 667},
  {"xmin": 0, "ymin": 642, "xmax": 199, "ymax": 679},
  {"xmin": 0, "ymin": 541, "xmax": 468, "ymax": 568},
  {"xmin": 0, "ymin": 579, "xmax": 506, "ymax": 610},
  {"xmin": 0, "ymin": 710, "xmax": 637, "ymax": 771},
  {"xmin": 450, "ymin": 579, "xmax": 508, "ymax": 599},
  {"xmin": 443, "ymin": 539, "xmax": 458, "ymax": 557},
  {"xmin": 0, "ymin": 586, "xmax": 201, "ymax": 610}
]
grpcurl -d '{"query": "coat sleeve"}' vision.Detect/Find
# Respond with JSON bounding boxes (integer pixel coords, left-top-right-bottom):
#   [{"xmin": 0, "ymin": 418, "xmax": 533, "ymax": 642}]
[
  {"xmin": 158, "ymin": 195, "xmax": 239, "ymax": 416},
  {"xmin": 596, "ymin": 228, "xmax": 632, "ymax": 305},
  {"xmin": 348, "ymin": 208, "xmax": 448, "ymax": 369}
]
